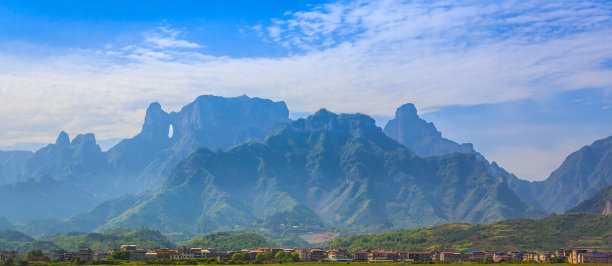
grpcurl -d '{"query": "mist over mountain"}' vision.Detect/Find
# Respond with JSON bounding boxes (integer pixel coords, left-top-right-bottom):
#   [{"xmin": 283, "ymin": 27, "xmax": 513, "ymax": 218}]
[
  {"xmin": 383, "ymin": 103, "xmax": 542, "ymax": 209},
  {"xmin": 383, "ymin": 103, "xmax": 612, "ymax": 215},
  {"xmin": 76, "ymin": 109, "xmax": 542, "ymax": 235},
  {"xmin": 0, "ymin": 150, "xmax": 32, "ymax": 184},
  {"xmin": 0, "ymin": 95, "xmax": 290, "ymax": 223},
  {"xmin": 1, "ymin": 95, "xmax": 610, "ymax": 239},
  {"xmin": 108, "ymin": 94, "xmax": 290, "ymax": 191}
]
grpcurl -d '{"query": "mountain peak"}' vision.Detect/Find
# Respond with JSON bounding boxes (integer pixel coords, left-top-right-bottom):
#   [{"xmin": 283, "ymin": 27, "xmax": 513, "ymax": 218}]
[
  {"xmin": 70, "ymin": 133, "xmax": 97, "ymax": 146},
  {"xmin": 395, "ymin": 103, "xmax": 419, "ymax": 119},
  {"xmin": 141, "ymin": 102, "xmax": 170, "ymax": 141},
  {"xmin": 292, "ymin": 109, "xmax": 377, "ymax": 133},
  {"xmin": 55, "ymin": 131, "xmax": 70, "ymax": 146}
]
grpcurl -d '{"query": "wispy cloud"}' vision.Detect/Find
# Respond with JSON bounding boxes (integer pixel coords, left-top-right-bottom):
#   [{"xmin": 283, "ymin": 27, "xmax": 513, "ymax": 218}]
[
  {"xmin": 0, "ymin": 0, "xmax": 611, "ymax": 181},
  {"xmin": 145, "ymin": 26, "xmax": 202, "ymax": 49}
]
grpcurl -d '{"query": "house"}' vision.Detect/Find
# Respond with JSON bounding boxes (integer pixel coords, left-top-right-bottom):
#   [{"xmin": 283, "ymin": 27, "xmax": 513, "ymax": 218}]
[
  {"xmin": 367, "ymin": 250, "xmax": 398, "ymax": 263},
  {"xmin": 494, "ymin": 253, "xmax": 513, "ymax": 263},
  {"xmin": 352, "ymin": 251, "xmax": 369, "ymax": 262},
  {"xmin": 93, "ymin": 252, "xmax": 111, "ymax": 260},
  {"xmin": 569, "ymin": 249, "xmax": 589, "ymax": 264},
  {"xmin": 327, "ymin": 249, "xmax": 348, "ymax": 259},
  {"xmin": 440, "ymin": 252, "xmax": 472, "ymax": 262},
  {"xmin": 76, "ymin": 247, "xmax": 93, "ymax": 262},
  {"xmin": 569, "ymin": 250, "xmax": 612, "ymax": 264},
  {"xmin": 216, "ymin": 252, "xmax": 235, "ymax": 262},
  {"xmin": 470, "ymin": 251, "xmax": 486, "ymax": 261},
  {"xmin": 398, "ymin": 252, "xmax": 432, "ymax": 262},
  {"xmin": 49, "ymin": 249, "xmax": 74, "ymax": 262},
  {"xmin": 296, "ymin": 248, "xmax": 326, "ymax": 262},
  {"xmin": 310, "ymin": 249, "xmax": 326, "ymax": 261}
]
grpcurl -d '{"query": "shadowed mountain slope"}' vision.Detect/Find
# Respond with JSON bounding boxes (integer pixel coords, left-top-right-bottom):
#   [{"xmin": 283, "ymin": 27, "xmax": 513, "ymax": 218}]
[
  {"xmin": 568, "ymin": 184, "xmax": 612, "ymax": 215},
  {"xmin": 87, "ymin": 109, "xmax": 542, "ymax": 235}
]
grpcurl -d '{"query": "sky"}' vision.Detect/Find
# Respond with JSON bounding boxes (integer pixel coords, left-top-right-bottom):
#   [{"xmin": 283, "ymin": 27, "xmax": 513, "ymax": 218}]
[{"xmin": 0, "ymin": 0, "xmax": 611, "ymax": 181}]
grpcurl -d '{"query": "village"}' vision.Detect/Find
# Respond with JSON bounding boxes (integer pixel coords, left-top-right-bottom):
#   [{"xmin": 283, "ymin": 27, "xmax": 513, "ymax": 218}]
[{"xmin": 1, "ymin": 245, "xmax": 611, "ymax": 264}]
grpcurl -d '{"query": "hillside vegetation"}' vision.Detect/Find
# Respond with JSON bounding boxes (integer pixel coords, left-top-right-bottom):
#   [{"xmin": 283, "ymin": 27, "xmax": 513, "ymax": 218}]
[
  {"xmin": 328, "ymin": 213, "xmax": 612, "ymax": 252},
  {"xmin": 187, "ymin": 232, "xmax": 276, "ymax": 251},
  {"xmin": 569, "ymin": 184, "xmax": 612, "ymax": 214},
  {"xmin": 0, "ymin": 228, "xmax": 175, "ymax": 253}
]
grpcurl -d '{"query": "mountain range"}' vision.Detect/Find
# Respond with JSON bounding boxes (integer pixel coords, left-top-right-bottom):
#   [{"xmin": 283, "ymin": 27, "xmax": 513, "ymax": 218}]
[
  {"xmin": 49, "ymin": 109, "xmax": 542, "ymax": 236},
  {"xmin": 0, "ymin": 95, "xmax": 290, "ymax": 222},
  {"xmin": 0, "ymin": 94, "xmax": 610, "ymax": 238},
  {"xmin": 383, "ymin": 103, "xmax": 612, "ymax": 214},
  {"xmin": 506, "ymin": 135, "xmax": 612, "ymax": 214}
]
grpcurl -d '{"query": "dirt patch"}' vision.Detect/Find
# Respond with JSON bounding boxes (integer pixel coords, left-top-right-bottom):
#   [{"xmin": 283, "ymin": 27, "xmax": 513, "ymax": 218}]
[{"xmin": 299, "ymin": 232, "xmax": 340, "ymax": 244}]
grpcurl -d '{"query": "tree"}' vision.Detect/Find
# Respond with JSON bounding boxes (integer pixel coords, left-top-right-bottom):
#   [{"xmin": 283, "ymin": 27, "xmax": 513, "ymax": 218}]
[
  {"xmin": 255, "ymin": 252, "xmax": 270, "ymax": 262},
  {"xmin": 232, "ymin": 253, "xmax": 244, "ymax": 262},
  {"xmin": 288, "ymin": 252, "xmax": 300, "ymax": 262},
  {"xmin": 110, "ymin": 250, "xmax": 131, "ymax": 261},
  {"xmin": 25, "ymin": 249, "xmax": 43, "ymax": 259},
  {"xmin": 274, "ymin": 252, "xmax": 285, "ymax": 261}
]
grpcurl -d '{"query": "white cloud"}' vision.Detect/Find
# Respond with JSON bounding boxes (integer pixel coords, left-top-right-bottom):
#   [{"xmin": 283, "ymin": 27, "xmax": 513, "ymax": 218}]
[
  {"xmin": 144, "ymin": 27, "xmax": 202, "ymax": 49},
  {"xmin": 0, "ymin": 0, "xmax": 611, "ymax": 182}
]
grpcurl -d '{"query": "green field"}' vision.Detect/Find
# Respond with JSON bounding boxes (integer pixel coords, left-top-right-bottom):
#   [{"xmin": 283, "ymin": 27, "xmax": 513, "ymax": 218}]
[{"xmin": 21, "ymin": 262, "xmax": 612, "ymax": 266}]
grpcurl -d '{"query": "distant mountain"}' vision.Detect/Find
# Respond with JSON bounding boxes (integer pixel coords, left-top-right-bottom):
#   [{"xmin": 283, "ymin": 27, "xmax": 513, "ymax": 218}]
[
  {"xmin": 530, "ymin": 135, "xmax": 612, "ymax": 214},
  {"xmin": 383, "ymin": 103, "xmax": 542, "ymax": 210},
  {"xmin": 0, "ymin": 230, "xmax": 34, "ymax": 242},
  {"xmin": 568, "ymin": 184, "xmax": 612, "ymax": 215},
  {"xmin": 0, "ymin": 217, "xmax": 15, "ymax": 231},
  {"xmin": 383, "ymin": 104, "xmax": 612, "ymax": 214},
  {"xmin": 0, "ymin": 133, "xmax": 110, "ymax": 222},
  {"xmin": 0, "ymin": 95, "xmax": 290, "ymax": 223},
  {"xmin": 81, "ymin": 109, "xmax": 541, "ymax": 235},
  {"xmin": 328, "ymin": 212, "xmax": 612, "ymax": 252},
  {"xmin": 107, "ymin": 94, "xmax": 290, "ymax": 191},
  {"xmin": 0, "ymin": 150, "xmax": 32, "ymax": 184},
  {"xmin": 383, "ymin": 103, "xmax": 476, "ymax": 157}
]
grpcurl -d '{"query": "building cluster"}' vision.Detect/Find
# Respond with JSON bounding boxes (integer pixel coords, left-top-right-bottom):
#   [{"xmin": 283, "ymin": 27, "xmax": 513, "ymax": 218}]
[{"xmin": 1, "ymin": 245, "xmax": 612, "ymax": 264}]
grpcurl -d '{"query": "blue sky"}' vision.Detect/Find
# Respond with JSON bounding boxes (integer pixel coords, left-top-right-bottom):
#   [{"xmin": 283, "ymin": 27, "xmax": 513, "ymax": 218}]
[{"xmin": 0, "ymin": 0, "xmax": 611, "ymax": 181}]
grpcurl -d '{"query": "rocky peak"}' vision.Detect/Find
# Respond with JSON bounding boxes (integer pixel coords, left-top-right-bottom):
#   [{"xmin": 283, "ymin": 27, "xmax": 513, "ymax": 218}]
[
  {"xmin": 55, "ymin": 131, "xmax": 70, "ymax": 146},
  {"xmin": 70, "ymin": 133, "xmax": 99, "ymax": 150},
  {"xmin": 141, "ymin": 102, "xmax": 171, "ymax": 141},
  {"xmin": 385, "ymin": 103, "xmax": 441, "ymax": 141},
  {"xmin": 291, "ymin": 109, "xmax": 377, "ymax": 133},
  {"xmin": 395, "ymin": 103, "xmax": 420, "ymax": 119}
]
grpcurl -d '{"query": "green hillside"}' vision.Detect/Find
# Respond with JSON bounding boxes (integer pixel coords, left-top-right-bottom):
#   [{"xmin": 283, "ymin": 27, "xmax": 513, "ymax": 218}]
[
  {"xmin": 44, "ymin": 228, "xmax": 175, "ymax": 252},
  {"xmin": 328, "ymin": 213, "xmax": 612, "ymax": 252},
  {"xmin": 0, "ymin": 228, "xmax": 175, "ymax": 253},
  {"xmin": 187, "ymin": 232, "xmax": 276, "ymax": 251},
  {"xmin": 569, "ymin": 184, "xmax": 612, "ymax": 214}
]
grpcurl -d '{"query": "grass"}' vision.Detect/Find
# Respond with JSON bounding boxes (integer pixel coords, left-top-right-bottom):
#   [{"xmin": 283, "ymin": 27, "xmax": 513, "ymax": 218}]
[{"xmin": 24, "ymin": 263, "xmax": 609, "ymax": 266}]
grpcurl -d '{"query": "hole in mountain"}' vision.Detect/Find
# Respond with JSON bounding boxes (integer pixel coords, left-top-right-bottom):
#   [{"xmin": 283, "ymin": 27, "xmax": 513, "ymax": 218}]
[{"xmin": 168, "ymin": 124, "xmax": 174, "ymax": 139}]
